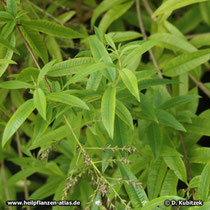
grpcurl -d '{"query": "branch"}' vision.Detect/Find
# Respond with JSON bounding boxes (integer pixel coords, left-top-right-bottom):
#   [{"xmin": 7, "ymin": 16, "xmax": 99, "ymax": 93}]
[
  {"xmin": 16, "ymin": 25, "xmax": 52, "ymax": 92},
  {"xmin": 180, "ymin": 132, "xmax": 195, "ymax": 200},
  {"xmin": 136, "ymin": 0, "xmax": 163, "ymax": 79},
  {"xmin": 189, "ymin": 74, "xmax": 210, "ymax": 98}
]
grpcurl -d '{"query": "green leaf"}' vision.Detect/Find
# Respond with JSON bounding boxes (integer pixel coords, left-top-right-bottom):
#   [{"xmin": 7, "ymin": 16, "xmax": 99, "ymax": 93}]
[
  {"xmin": 2, "ymin": 99, "xmax": 35, "ymax": 147},
  {"xmin": 120, "ymin": 68, "xmax": 140, "ymax": 101},
  {"xmin": 34, "ymin": 88, "xmax": 47, "ymax": 120},
  {"xmin": 189, "ymin": 148, "xmax": 210, "ymax": 163},
  {"xmin": 153, "ymin": 0, "xmax": 208, "ymax": 17},
  {"xmin": 30, "ymin": 125, "xmax": 68, "ymax": 149},
  {"xmin": 150, "ymin": 33, "xmax": 197, "ymax": 53},
  {"xmin": 0, "ymin": 35, "xmax": 15, "ymax": 77},
  {"xmin": 159, "ymin": 95, "xmax": 199, "ymax": 110},
  {"xmin": 20, "ymin": 19, "xmax": 85, "ymax": 39},
  {"xmin": 0, "ymin": 59, "xmax": 16, "ymax": 65},
  {"xmin": 119, "ymin": 163, "xmax": 148, "ymax": 208},
  {"xmin": 19, "ymin": 25, "xmax": 48, "ymax": 64},
  {"xmin": 29, "ymin": 177, "xmax": 63, "ymax": 200},
  {"xmin": 160, "ymin": 170, "xmax": 178, "ymax": 196},
  {"xmin": 141, "ymin": 196, "xmax": 184, "ymax": 210},
  {"xmin": 48, "ymin": 57, "xmax": 94, "ymax": 77},
  {"xmin": 47, "ymin": 92, "xmax": 89, "ymax": 110},
  {"xmin": 183, "ymin": 116, "xmax": 210, "ymax": 136},
  {"xmin": 7, "ymin": 0, "xmax": 17, "ymax": 16},
  {"xmin": 98, "ymin": 1, "xmax": 134, "ymax": 34},
  {"xmin": 91, "ymin": 0, "xmax": 122, "ymax": 27},
  {"xmin": 0, "ymin": 81, "xmax": 33, "ymax": 89},
  {"xmin": 147, "ymin": 158, "xmax": 167, "ymax": 199},
  {"xmin": 0, "ymin": 11, "xmax": 14, "ymax": 21},
  {"xmin": 200, "ymin": 1, "xmax": 210, "ymax": 25},
  {"xmin": 101, "ymin": 86, "xmax": 116, "ymax": 139},
  {"xmin": 198, "ymin": 161, "xmax": 210, "ymax": 201},
  {"xmin": 190, "ymin": 34, "xmax": 210, "ymax": 48},
  {"xmin": 162, "ymin": 49, "xmax": 210, "ymax": 77},
  {"xmin": 64, "ymin": 62, "xmax": 109, "ymax": 88},
  {"xmin": 156, "ymin": 109, "xmax": 186, "ymax": 131},
  {"xmin": 5, "ymin": 168, "xmax": 39, "ymax": 187},
  {"xmin": 138, "ymin": 78, "xmax": 177, "ymax": 90},
  {"xmin": 108, "ymin": 31, "xmax": 142, "ymax": 42},
  {"xmin": 116, "ymin": 100, "xmax": 133, "ymax": 129},
  {"xmin": 122, "ymin": 39, "xmax": 161, "ymax": 67},
  {"xmin": 0, "ymin": 35, "xmax": 19, "ymax": 55},
  {"xmin": 147, "ymin": 122, "xmax": 162, "ymax": 158},
  {"xmin": 38, "ymin": 60, "xmax": 56, "ymax": 85},
  {"xmin": 163, "ymin": 155, "xmax": 187, "ymax": 183},
  {"xmin": 89, "ymin": 36, "xmax": 116, "ymax": 82}
]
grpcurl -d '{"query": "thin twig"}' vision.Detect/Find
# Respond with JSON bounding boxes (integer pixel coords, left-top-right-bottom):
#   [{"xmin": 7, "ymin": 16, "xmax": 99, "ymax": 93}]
[
  {"xmin": 1, "ymin": 161, "xmax": 12, "ymax": 210},
  {"xmin": 142, "ymin": 0, "xmax": 157, "ymax": 21},
  {"xmin": 16, "ymin": 25, "xmax": 52, "ymax": 92},
  {"xmin": 136, "ymin": 0, "xmax": 163, "ymax": 79},
  {"xmin": 189, "ymin": 74, "xmax": 210, "ymax": 98},
  {"xmin": 180, "ymin": 132, "xmax": 195, "ymax": 200}
]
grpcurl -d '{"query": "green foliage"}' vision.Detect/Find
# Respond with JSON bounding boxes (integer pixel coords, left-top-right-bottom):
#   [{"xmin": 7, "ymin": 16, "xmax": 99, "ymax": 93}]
[{"xmin": 0, "ymin": 0, "xmax": 210, "ymax": 209}]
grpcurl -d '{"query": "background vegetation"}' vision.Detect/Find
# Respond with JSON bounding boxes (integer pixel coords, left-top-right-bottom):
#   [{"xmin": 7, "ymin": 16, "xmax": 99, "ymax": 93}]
[{"xmin": 0, "ymin": 0, "xmax": 210, "ymax": 209}]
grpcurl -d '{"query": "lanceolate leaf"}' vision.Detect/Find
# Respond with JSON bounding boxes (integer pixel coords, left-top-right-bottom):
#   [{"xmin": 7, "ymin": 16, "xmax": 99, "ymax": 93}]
[
  {"xmin": 156, "ymin": 109, "xmax": 186, "ymax": 131},
  {"xmin": 30, "ymin": 125, "xmax": 68, "ymax": 149},
  {"xmin": 147, "ymin": 122, "xmax": 162, "ymax": 158},
  {"xmin": 101, "ymin": 86, "xmax": 116, "ymax": 139},
  {"xmin": 116, "ymin": 100, "xmax": 134, "ymax": 129},
  {"xmin": 0, "ymin": 81, "xmax": 34, "ymax": 89},
  {"xmin": 0, "ymin": 34, "xmax": 15, "ymax": 77},
  {"xmin": 122, "ymin": 39, "xmax": 161, "ymax": 67},
  {"xmin": 34, "ymin": 88, "xmax": 47, "ymax": 120},
  {"xmin": 2, "ymin": 99, "xmax": 35, "ymax": 147},
  {"xmin": 19, "ymin": 25, "xmax": 48, "ymax": 64},
  {"xmin": 163, "ymin": 155, "xmax": 187, "ymax": 183},
  {"xmin": 147, "ymin": 158, "xmax": 167, "ymax": 199},
  {"xmin": 153, "ymin": 0, "xmax": 208, "ymax": 17},
  {"xmin": 120, "ymin": 68, "xmax": 140, "ymax": 101},
  {"xmin": 20, "ymin": 19, "xmax": 85, "ymax": 39},
  {"xmin": 91, "ymin": 0, "xmax": 123, "ymax": 27},
  {"xmin": 0, "ymin": 35, "xmax": 19, "ymax": 54},
  {"xmin": 0, "ymin": 59, "xmax": 16, "ymax": 65},
  {"xmin": 38, "ymin": 60, "xmax": 56, "ymax": 85},
  {"xmin": 162, "ymin": 49, "xmax": 210, "ymax": 77},
  {"xmin": 7, "ymin": 0, "xmax": 17, "ymax": 16},
  {"xmin": 0, "ymin": 11, "xmax": 14, "ymax": 21},
  {"xmin": 198, "ymin": 161, "xmax": 210, "ymax": 201},
  {"xmin": 159, "ymin": 95, "xmax": 199, "ymax": 110},
  {"xmin": 64, "ymin": 62, "xmax": 109, "ymax": 87},
  {"xmin": 98, "ymin": 1, "xmax": 134, "ymax": 34},
  {"xmin": 48, "ymin": 57, "xmax": 94, "ymax": 77},
  {"xmin": 89, "ymin": 36, "xmax": 116, "ymax": 82},
  {"xmin": 47, "ymin": 92, "xmax": 89, "ymax": 110},
  {"xmin": 150, "ymin": 33, "xmax": 197, "ymax": 52},
  {"xmin": 119, "ymin": 163, "xmax": 148, "ymax": 208}
]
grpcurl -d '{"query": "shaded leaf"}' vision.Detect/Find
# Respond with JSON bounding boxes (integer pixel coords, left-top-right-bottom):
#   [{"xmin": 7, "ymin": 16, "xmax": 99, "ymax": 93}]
[{"xmin": 2, "ymin": 99, "xmax": 35, "ymax": 147}]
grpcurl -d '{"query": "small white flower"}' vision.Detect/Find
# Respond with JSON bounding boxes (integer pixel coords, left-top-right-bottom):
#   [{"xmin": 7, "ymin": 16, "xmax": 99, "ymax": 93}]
[{"xmin": 95, "ymin": 200, "xmax": 101, "ymax": 206}]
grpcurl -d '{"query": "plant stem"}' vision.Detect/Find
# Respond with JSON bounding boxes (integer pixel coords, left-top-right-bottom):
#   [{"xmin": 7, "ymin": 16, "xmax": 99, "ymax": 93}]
[
  {"xmin": 64, "ymin": 116, "xmax": 127, "ymax": 206},
  {"xmin": 180, "ymin": 132, "xmax": 195, "ymax": 199},
  {"xmin": 16, "ymin": 25, "xmax": 52, "ymax": 92},
  {"xmin": 188, "ymin": 74, "xmax": 210, "ymax": 98},
  {"xmin": 136, "ymin": 0, "xmax": 163, "ymax": 79}
]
